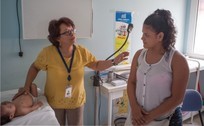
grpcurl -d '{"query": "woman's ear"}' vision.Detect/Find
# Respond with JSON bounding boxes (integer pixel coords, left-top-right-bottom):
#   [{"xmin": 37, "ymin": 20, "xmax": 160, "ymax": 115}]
[{"xmin": 157, "ymin": 32, "xmax": 164, "ymax": 41}]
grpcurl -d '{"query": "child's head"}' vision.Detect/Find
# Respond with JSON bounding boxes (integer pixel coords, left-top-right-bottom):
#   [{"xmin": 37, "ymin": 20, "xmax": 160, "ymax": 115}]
[{"xmin": 0, "ymin": 101, "xmax": 16, "ymax": 125}]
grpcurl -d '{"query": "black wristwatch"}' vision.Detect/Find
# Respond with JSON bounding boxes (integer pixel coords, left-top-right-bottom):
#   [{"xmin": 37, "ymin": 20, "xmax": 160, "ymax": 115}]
[{"xmin": 111, "ymin": 59, "xmax": 117, "ymax": 66}]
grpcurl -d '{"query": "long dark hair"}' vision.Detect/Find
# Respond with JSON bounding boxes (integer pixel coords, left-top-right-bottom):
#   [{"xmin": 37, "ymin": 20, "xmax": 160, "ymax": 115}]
[{"xmin": 144, "ymin": 9, "xmax": 177, "ymax": 51}]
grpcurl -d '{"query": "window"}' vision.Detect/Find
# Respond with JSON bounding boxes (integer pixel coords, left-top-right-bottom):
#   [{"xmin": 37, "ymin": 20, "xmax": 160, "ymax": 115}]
[{"xmin": 186, "ymin": 0, "xmax": 204, "ymax": 59}]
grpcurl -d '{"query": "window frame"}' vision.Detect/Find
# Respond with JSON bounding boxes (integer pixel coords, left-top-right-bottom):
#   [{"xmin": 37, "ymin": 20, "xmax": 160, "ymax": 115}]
[{"xmin": 186, "ymin": 0, "xmax": 204, "ymax": 59}]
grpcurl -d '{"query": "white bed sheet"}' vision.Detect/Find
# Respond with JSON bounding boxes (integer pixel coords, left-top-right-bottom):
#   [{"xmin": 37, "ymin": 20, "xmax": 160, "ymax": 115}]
[{"xmin": 1, "ymin": 89, "xmax": 60, "ymax": 126}]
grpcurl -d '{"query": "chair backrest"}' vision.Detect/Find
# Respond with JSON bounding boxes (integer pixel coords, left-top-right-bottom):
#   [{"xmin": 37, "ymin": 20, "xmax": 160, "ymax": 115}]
[{"xmin": 181, "ymin": 89, "xmax": 203, "ymax": 111}]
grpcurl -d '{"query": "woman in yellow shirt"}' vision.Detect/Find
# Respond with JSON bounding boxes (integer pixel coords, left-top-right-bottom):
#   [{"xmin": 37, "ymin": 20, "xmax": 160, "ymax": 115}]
[{"xmin": 14, "ymin": 17, "xmax": 129, "ymax": 125}]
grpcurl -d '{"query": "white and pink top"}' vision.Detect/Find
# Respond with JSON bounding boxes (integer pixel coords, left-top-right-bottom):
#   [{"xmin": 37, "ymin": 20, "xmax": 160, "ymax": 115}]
[{"xmin": 136, "ymin": 48, "xmax": 176, "ymax": 119}]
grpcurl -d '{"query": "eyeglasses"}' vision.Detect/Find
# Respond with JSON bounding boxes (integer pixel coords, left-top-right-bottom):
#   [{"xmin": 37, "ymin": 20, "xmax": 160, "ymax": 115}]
[{"xmin": 59, "ymin": 29, "xmax": 76, "ymax": 36}]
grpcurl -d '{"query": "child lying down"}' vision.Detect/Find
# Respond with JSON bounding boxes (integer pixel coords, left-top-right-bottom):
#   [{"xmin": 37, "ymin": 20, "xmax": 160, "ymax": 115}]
[{"xmin": 0, "ymin": 83, "xmax": 43, "ymax": 125}]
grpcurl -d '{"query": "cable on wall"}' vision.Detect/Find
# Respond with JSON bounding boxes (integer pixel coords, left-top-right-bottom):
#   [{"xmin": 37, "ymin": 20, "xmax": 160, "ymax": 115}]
[{"xmin": 16, "ymin": 0, "xmax": 23, "ymax": 57}]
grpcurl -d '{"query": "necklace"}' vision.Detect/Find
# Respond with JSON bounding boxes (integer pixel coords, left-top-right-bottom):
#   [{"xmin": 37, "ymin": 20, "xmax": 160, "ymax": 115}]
[{"xmin": 57, "ymin": 45, "xmax": 76, "ymax": 84}]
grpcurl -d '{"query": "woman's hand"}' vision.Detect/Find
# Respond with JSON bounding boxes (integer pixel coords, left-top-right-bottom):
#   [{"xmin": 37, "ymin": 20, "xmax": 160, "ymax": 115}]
[
  {"xmin": 12, "ymin": 87, "xmax": 30, "ymax": 101},
  {"xmin": 113, "ymin": 51, "xmax": 129, "ymax": 65},
  {"xmin": 131, "ymin": 106, "xmax": 149, "ymax": 125},
  {"xmin": 141, "ymin": 113, "xmax": 154, "ymax": 125}
]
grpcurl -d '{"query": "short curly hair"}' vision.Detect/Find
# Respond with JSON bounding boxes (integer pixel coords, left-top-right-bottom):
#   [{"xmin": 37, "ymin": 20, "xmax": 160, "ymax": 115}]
[
  {"xmin": 144, "ymin": 9, "xmax": 177, "ymax": 51},
  {"xmin": 47, "ymin": 17, "xmax": 75, "ymax": 47}
]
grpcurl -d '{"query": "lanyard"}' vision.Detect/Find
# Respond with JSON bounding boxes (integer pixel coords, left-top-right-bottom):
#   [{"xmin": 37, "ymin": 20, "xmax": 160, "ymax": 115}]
[{"xmin": 57, "ymin": 45, "xmax": 76, "ymax": 82}]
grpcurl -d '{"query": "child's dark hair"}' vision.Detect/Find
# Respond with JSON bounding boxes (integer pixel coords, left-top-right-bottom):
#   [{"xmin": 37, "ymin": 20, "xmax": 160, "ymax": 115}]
[
  {"xmin": 0, "ymin": 101, "xmax": 12, "ymax": 125},
  {"xmin": 144, "ymin": 9, "xmax": 177, "ymax": 51},
  {"xmin": 1, "ymin": 115, "xmax": 11, "ymax": 125}
]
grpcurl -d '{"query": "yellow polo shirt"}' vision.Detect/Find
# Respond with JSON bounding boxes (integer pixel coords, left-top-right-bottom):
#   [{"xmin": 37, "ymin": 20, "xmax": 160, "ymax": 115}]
[{"xmin": 34, "ymin": 44, "xmax": 96, "ymax": 109}]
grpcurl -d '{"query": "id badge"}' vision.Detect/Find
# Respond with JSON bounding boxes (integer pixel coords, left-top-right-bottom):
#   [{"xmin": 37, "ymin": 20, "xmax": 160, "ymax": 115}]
[{"xmin": 65, "ymin": 85, "xmax": 72, "ymax": 98}]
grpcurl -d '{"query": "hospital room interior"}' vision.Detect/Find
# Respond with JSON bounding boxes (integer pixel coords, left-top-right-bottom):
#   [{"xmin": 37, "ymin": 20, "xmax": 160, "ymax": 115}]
[{"xmin": 1, "ymin": 0, "xmax": 204, "ymax": 125}]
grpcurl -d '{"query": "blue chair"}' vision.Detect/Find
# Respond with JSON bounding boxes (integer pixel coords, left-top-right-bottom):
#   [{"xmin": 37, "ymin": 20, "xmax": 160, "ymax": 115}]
[{"xmin": 181, "ymin": 89, "xmax": 204, "ymax": 126}]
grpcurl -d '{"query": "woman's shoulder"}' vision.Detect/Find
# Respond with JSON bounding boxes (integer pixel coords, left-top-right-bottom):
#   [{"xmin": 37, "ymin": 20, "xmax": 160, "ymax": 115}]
[
  {"xmin": 132, "ymin": 48, "xmax": 145, "ymax": 62},
  {"xmin": 134, "ymin": 48, "xmax": 146, "ymax": 58},
  {"xmin": 172, "ymin": 50, "xmax": 186, "ymax": 61},
  {"xmin": 38, "ymin": 45, "xmax": 57, "ymax": 54},
  {"xmin": 43, "ymin": 45, "xmax": 55, "ymax": 50},
  {"xmin": 75, "ymin": 44, "xmax": 86, "ymax": 50},
  {"xmin": 172, "ymin": 50, "xmax": 188, "ymax": 67},
  {"xmin": 137, "ymin": 48, "xmax": 146, "ymax": 54},
  {"xmin": 74, "ymin": 44, "xmax": 92, "ymax": 53}
]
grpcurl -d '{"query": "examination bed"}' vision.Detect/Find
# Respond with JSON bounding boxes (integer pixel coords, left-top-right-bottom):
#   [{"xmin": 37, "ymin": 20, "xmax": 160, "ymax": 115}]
[{"xmin": 1, "ymin": 89, "xmax": 60, "ymax": 126}]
